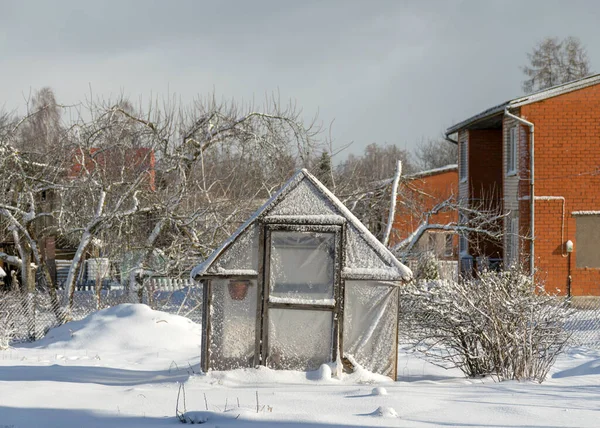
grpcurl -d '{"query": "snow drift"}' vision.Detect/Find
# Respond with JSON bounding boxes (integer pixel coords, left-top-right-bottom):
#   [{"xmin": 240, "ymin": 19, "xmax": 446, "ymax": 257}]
[{"xmin": 22, "ymin": 303, "xmax": 202, "ymax": 355}]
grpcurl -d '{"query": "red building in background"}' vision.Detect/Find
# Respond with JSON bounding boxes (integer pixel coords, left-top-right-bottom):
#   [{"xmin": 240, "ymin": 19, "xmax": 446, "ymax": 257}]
[
  {"xmin": 446, "ymin": 74, "xmax": 600, "ymax": 296},
  {"xmin": 69, "ymin": 147, "xmax": 156, "ymax": 191},
  {"xmin": 390, "ymin": 165, "xmax": 458, "ymax": 261}
]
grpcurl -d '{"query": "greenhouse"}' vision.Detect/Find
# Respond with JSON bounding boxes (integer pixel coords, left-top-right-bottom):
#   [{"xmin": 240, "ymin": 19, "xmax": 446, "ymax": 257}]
[{"xmin": 191, "ymin": 169, "xmax": 412, "ymax": 378}]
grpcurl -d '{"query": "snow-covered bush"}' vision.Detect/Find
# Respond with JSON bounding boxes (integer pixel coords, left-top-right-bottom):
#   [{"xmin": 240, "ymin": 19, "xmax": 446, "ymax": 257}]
[
  {"xmin": 399, "ymin": 267, "xmax": 572, "ymax": 382},
  {"xmin": 413, "ymin": 251, "xmax": 440, "ymax": 281},
  {"xmin": 0, "ymin": 301, "xmax": 17, "ymax": 349}
]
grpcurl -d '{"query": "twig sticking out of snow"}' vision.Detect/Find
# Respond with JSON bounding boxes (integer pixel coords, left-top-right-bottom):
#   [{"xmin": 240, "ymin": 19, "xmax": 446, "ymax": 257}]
[{"xmin": 175, "ymin": 382, "xmax": 187, "ymax": 423}]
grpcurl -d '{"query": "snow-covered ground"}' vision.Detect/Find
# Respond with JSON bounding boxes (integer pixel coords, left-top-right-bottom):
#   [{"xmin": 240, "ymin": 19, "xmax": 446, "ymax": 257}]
[{"xmin": 0, "ymin": 304, "xmax": 599, "ymax": 427}]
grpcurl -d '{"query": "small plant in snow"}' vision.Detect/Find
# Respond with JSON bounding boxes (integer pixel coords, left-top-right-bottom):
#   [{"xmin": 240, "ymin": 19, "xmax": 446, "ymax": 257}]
[
  {"xmin": 399, "ymin": 266, "xmax": 572, "ymax": 382},
  {"xmin": 0, "ymin": 311, "xmax": 15, "ymax": 350},
  {"xmin": 413, "ymin": 251, "xmax": 440, "ymax": 281}
]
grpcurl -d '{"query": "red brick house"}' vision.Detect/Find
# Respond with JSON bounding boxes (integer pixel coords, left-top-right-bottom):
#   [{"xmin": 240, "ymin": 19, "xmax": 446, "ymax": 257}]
[
  {"xmin": 0, "ymin": 147, "xmax": 156, "ymax": 288},
  {"xmin": 390, "ymin": 165, "xmax": 459, "ymax": 261},
  {"xmin": 69, "ymin": 147, "xmax": 156, "ymax": 190},
  {"xmin": 446, "ymin": 74, "xmax": 600, "ymax": 296}
]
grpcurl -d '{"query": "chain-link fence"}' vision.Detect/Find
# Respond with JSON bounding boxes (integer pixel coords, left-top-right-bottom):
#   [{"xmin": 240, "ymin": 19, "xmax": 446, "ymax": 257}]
[
  {"xmin": 0, "ymin": 278, "xmax": 202, "ymax": 348},
  {"xmin": 565, "ymin": 297, "xmax": 600, "ymax": 348},
  {"xmin": 2, "ymin": 278, "xmax": 600, "ymax": 351}
]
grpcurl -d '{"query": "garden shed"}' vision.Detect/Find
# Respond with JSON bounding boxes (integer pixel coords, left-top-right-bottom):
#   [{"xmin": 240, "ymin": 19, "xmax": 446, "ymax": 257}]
[{"xmin": 191, "ymin": 169, "xmax": 412, "ymax": 378}]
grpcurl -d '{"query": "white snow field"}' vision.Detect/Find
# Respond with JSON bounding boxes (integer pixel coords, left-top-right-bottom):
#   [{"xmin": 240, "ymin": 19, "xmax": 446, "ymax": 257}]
[{"xmin": 0, "ymin": 304, "xmax": 599, "ymax": 427}]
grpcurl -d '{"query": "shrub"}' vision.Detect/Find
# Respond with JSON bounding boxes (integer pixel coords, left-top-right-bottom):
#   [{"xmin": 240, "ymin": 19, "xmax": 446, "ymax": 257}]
[
  {"xmin": 399, "ymin": 267, "xmax": 572, "ymax": 382},
  {"xmin": 413, "ymin": 251, "xmax": 440, "ymax": 281}
]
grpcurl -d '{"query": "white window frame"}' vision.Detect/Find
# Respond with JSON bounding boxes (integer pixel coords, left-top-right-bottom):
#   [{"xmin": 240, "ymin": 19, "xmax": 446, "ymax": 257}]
[
  {"xmin": 506, "ymin": 215, "xmax": 519, "ymax": 267},
  {"xmin": 427, "ymin": 233, "xmax": 437, "ymax": 252},
  {"xmin": 459, "ymin": 139, "xmax": 468, "ymax": 183},
  {"xmin": 459, "ymin": 211, "xmax": 468, "ymax": 254},
  {"xmin": 444, "ymin": 234, "xmax": 454, "ymax": 257},
  {"xmin": 507, "ymin": 126, "xmax": 518, "ymax": 176}
]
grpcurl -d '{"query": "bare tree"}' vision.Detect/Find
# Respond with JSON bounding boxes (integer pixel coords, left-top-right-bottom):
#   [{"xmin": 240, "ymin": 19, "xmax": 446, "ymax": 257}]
[
  {"xmin": 412, "ymin": 138, "xmax": 457, "ymax": 171},
  {"xmin": 522, "ymin": 36, "xmax": 591, "ymax": 94},
  {"xmin": 0, "ymin": 97, "xmax": 66, "ymax": 294},
  {"xmin": 0, "ymin": 96, "xmax": 71, "ymax": 322},
  {"xmin": 334, "ymin": 143, "xmax": 414, "ymax": 238},
  {"xmin": 0, "ymin": 89, "xmax": 322, "ymax": 320},
  {"xmin": 53, "ymin": 94, "xmax": 320, "ymax": 310}
]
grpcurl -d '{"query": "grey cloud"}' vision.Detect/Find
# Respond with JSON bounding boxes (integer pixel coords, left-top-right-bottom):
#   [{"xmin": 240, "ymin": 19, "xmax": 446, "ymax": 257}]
[{"xmin": 1, "ymin": 0, "xmax": 600, "ymax": 155}]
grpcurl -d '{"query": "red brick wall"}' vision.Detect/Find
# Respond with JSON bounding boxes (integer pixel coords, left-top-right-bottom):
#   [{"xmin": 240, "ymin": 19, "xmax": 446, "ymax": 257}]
[
  {"xmin": 390, "ymin": 170, "xmax": 458, "ymax": 252},
  {"xmin": 521, "ymin": 84, "xmax": 600, "ymax": 295}
]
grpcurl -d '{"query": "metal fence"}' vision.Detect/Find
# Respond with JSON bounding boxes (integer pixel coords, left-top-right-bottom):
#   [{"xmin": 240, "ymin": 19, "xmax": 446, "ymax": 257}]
[
  {"xmin": 0, "ymin": 278, "xmax": 201, "ymax": 347},
  {"xmin": 1, "ymin": 278, "xmax": 599, "ymax": 351},
  {"xmin": 565, "ymin": 297, "xmax": 600, "ymax": 348}
]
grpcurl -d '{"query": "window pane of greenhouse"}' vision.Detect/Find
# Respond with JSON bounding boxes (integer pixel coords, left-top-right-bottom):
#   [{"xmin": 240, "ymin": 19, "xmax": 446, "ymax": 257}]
[
  {"xmin": 269, "ymin": 231, "xmax": 335, "ymax": 301},
  {"xmin": 267, "ymin": 308, "xmax": 333, "ymax": 371},
  {"xmin": 209, "ymin": 279, "xmax": 258, "ymax": 370},
  {"xmin": 343, "ymin": 281, "xmax": 398, "ymax": 377}
]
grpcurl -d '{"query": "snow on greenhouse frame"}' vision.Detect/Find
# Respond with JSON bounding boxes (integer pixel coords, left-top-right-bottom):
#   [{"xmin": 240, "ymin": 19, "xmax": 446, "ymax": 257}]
[{"xmin": 191, "ymin": 169, "xmax": 412, "ymax": 378}]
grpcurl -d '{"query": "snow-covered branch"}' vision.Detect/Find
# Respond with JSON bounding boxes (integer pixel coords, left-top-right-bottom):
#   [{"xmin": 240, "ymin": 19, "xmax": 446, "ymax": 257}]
[
  {"xmin": 0, "ymin": 252, "xmax": 23, "ymax": 268},
  {"xmin": 392, "ymin": 195, "xmax": 507, "ymax": 257}
]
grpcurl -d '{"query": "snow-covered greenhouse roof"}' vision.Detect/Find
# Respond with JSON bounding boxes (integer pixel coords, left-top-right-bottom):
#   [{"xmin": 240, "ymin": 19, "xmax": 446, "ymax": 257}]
[{"xmin": 191, "ymin": 169, "xmax": 412, "ymax": 282}]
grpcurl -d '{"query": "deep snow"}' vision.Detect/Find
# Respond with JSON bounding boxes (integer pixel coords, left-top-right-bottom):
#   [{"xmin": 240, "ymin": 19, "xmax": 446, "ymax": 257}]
[{"xmin": 0, "ymin": 303, "xmax": 599, "ymax": 427}]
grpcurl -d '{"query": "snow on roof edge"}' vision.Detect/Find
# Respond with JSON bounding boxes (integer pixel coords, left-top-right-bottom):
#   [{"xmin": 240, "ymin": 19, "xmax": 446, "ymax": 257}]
[
  {"xmin": 375, "ymin": 165, "xmax": 458, "ymax": 188},
  {"xmin": 572, "ymin": 211, "xmax": 600, "ymax": 216},
  {"xmin": 405, "ymin": 164, "xmax": 458, "ymax": 180}
]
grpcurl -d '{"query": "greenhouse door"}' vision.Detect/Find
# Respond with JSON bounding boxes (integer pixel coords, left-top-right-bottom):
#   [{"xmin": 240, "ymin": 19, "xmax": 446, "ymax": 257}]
[{"xmin": 262, "ymin": 225, "xmax": 342, "ymax": 371}]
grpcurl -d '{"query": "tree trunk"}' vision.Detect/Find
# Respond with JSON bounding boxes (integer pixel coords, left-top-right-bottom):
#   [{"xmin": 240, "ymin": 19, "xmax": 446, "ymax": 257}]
[
  {"xmin": 66, "ymin": 230, "xmax": 92, "ymax": 315},
  {"xmin": 38, "ymin": 261, "xmax": 65, "ymax": 324},
  {"xmin": 382, "ymin": 160, "xmax": 402, "ymax": 247}
]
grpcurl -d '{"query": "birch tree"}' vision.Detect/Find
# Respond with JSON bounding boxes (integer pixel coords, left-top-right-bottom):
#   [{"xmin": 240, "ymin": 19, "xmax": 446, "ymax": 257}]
[
  {"xmin": 335, "ymin": 143, "xmax": 414, "ymax": 239},
  {"xmin": 522, "ymin": 36, "xmax": 591, "ymax": 94}
]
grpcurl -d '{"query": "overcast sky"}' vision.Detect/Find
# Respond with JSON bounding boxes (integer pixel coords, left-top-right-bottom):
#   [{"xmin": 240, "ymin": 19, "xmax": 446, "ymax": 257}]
[{"xmin": 1, "ymin": 0, "xmax": 599, "ymax": 157}]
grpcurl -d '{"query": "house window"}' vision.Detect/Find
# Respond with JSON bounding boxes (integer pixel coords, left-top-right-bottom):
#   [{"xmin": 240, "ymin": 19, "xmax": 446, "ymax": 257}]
[
  {"xmin": 459, "ymin": 211, "xmax": 468, "ymax": 254},
  {"xmin": 428, "ymin": 234, "xmax": 437, "ymax": 252},
  {"xmin": 444, "ymin": 234, "xmax": 454, "ymax": 257},
  {"xmin": 575, "ymin": 215, "xmax": 600, "ymax": 268},
  {"xmin": 459, "ymin": 138, "xmax": 468, "ymax": 182},
  {"xmin": 506, "ymin": 215, "xmax": 519, "ymax": 267},
  {"xmin": 507, "ymin": 126, "xmax": 518, "ymax": 175}
]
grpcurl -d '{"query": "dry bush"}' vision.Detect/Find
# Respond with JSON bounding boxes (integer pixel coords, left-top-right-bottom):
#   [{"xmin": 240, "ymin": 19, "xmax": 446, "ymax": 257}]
[{"xmin": 400, "ymin": 267, "xmax": 572, "ymax": 382}]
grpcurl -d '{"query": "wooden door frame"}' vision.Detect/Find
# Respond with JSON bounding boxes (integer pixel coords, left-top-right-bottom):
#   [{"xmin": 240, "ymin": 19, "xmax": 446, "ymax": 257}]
[{"xmin": 255, "ymin": 221, "xmax": 345, "ymax": 368}]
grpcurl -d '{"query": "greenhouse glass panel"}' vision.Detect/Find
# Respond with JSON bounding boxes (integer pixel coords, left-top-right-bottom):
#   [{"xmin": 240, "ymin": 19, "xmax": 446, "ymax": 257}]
[
  {"xmin": 269, "ymin": 231, "xmax": 335, "ymax": 301},
  {"xmin": 209, "ymin": 279, "xmax": 258, "ymax": 370},
  {"xmin": 269, "ymin": 180, "xmax": 337, "ymax": 216},
  {"xmin": 210, "ymin": 224, "xmax": 259, "ymax": 274},
  {"xmin": 343, "ymin": 281, "xmax": 398, "ymax": 377},
  {"xmin": 267, "ymin": 308, "xmax": 333, "ymax": 371}
]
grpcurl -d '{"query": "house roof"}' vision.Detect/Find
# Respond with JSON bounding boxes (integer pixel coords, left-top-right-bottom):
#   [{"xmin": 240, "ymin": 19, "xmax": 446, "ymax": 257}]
[
  {"xmin": 446, "ymin": 73, "xmax": 600, "ymax": 135},
  {"xmin": 375, "ymin": 164, "xmax": 458, "ymax": 188},
  {"xmin": 405, "ymin": 164, "xmax": 457, "ymax": 180},
  {"xmin": 371, "ymin": 163, "xmax": 458, "ymax": 187},
  {"xmin": 191, "ymin": 168, "xmax": 412, "ymax": 282}
]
